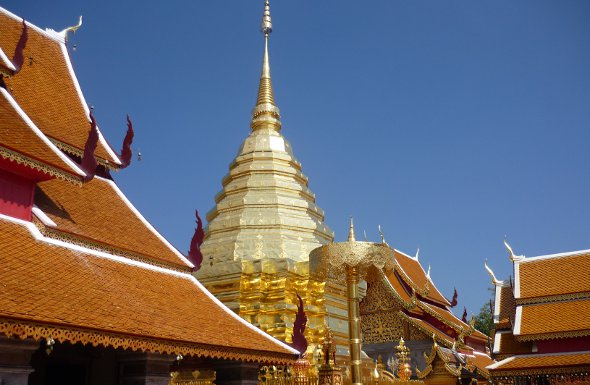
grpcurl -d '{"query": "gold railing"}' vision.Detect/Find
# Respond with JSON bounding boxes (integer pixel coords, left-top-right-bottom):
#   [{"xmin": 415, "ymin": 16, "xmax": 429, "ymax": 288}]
[
  {"xmin": 259, "ymin": 365, "xmax": 423, "ymax": 385},
  {"xmin": 259, "ymin": 365, "xmax": 319, "ymax": 385},
  {"xmin": 170, "ymin": 368, "xmax": 216, "ymax": 385}
]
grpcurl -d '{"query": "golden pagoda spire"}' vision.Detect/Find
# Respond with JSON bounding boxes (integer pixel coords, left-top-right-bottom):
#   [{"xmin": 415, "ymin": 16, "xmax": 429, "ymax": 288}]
[{"xmin": 250, "ymin": 0, "xmax": 282, "ymax": 132}]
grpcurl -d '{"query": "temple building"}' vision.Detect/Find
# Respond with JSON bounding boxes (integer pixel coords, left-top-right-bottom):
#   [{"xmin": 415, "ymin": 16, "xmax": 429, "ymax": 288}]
[
  {"xmin": 358, "ymin": 248, "xmax": 493, "ymax": 383},
  {"xmin": 486, "ymin": 244, "xmax": 590, "ymax": 384},
  {"xmin": 0, "ymin": 6, "xmax": 298, "ymax": 385},
  {"xmin": 195, "ymin": 1, "xmax": 494, "ymax": 384}
]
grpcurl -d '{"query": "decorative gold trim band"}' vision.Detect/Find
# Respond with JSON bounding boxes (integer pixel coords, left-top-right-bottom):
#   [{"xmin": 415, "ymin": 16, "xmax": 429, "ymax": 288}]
[
  {"xmin": 49, "ymin": 138, "xmax": 117, "ymax": 170},
  {"xmin": 33, "ymin": 221, "xmax": 192, "ymax": 273},
  {"xmin": 0, "ymin": 317, "xmax": 297, "ymax": 365},
  {"xmin": 490, "ymin": 365, "xmax": 590, "ymax": 377},
  {"xmin": 397, "ymin": 311, "xmax": 453, "ymax": 349},
  {"xmin": 515, "ymin": 328, "xmax": 590, "ymax": 341},
  {"xmin": 0, "ymin": 146, "xmax": 82, "ymax": 185},
  {"xmin": 516, "ymin": 291, "xmax": 590, "ymax": 306}
]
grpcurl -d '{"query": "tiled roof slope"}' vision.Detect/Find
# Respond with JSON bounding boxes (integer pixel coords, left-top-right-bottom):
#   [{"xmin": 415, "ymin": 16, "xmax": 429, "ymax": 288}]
[
  {"xmin": 394, "ymin": 250, "xmax": 451, "ymax": 306},
  {"xmin": 0, "ymin": 47, "xmax": 15, "ymax": 75},
  {"xmin": 0, "ymin": 8, "xmax": 119, "ymax": 165},
  {"xmin": 400, "ymin": 314, "xmax": 455, "ymax": 347},
  {"xmin": 382, "ymin": 252, "xmax": 489, "ymax": 346},
  {"xmin": 383, "ymin": 269, "xmax": 412, "ymax": 303},
  {"xmin": 495, "ymin": 285, "xmax": 515, "ymax": 329},
  {"xmin": 493, "ymin": 331, "xmax": 533, "ymax": 357},
  {"xmin": 34, "ymin": 176, "xmax": 192, "ymax": 270},
  {"xmin": 419, "ymin": 302, "xmax": 488, "ymax": 341},
  {"xmin": 516, "ymin": 251, "xmax": 590, "ymax": 300},
  {"xmin": 470, "ymin": 351, "xmax": 494, "ymax": 378},
  {"xmin": 0, "ymin": 217, "xmax": 298, "ymax": 363},
  {"xmin": 0, "ymin": 87, "xmax": 83, "ymax": 182},
  {"xmin": 515, "ymin": 299, "xmax": 590, "ymax": 339}
]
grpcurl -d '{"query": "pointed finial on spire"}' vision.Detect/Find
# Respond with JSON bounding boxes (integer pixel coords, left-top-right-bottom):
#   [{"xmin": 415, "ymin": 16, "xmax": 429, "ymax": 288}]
[
  {"xmin": 251, "ymin": 0, "xmax": 281, "ymax": 132},
  {"xmin": 348, "ymin": 217, "xmax": 356, "ymax": 242},
  {"xmin": 261, "ymin": 0, "xmax": 272, "ymax": 35},
  {"xmin": 426, "ymin": 264, "xmax": 431, "ymax": 279}
]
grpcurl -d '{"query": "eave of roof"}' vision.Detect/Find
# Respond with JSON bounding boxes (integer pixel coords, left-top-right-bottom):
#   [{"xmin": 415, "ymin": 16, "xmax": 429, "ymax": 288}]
[
  {"xmin": 487, "ymin": 351, "xmax": 590, "ymax": 376},
  {"xmin": 513, "ymin": 298, "xmax": 590, "ymax": 341},
  {"xmin": 398, "ymin": 312, "xmax": 454, "ymax": 348},
  {"xmin": 0, "ymin": 87, "xmax": 85, "ymax": 183},
  {"xmin": 514, "ymin": 250, "xmax": 590, "ymax": 303},
  {"xmin": 492, "ymin": 330, "xmax": 533, "ymax": 356},
  {"xmin": 34, "ymin": 176, "xmax": 193, "ymax": 270},
  {"xmin": 0, "ymin": 215, "xmax": 298, "ymax": 364}
]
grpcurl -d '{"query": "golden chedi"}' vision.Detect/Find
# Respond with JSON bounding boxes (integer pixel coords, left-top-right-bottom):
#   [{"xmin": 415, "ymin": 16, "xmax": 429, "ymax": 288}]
[{"xmin": 195, "ymin": 0, "xmax": 337, "ymax": 347}]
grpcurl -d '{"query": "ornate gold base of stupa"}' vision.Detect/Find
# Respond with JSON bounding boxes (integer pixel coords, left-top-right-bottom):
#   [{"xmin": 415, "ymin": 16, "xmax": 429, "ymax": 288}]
[{"xmin": 197, "ymin": 257, "xmax": 351, "ymax": 354}]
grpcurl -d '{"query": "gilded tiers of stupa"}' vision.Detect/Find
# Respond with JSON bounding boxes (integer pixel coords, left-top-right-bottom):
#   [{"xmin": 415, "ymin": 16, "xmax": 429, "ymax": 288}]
[{"xmin": 195, "ymin": 1, "xmax": 347, "ymax": 348}]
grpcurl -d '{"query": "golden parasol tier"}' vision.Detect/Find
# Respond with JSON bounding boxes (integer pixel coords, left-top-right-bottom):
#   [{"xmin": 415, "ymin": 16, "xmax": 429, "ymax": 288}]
[{"xmin": 309, "ymin": 219, "xmax": 395, "ymax": 385}]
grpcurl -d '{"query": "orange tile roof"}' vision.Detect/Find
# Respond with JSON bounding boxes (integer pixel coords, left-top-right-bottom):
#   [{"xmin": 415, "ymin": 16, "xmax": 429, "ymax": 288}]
[
  {"xmin": 34, "ymin": 177, "xmax": 191, "ymax": 269},
  {"xmin": 400, "ymin": 313, "xmax": 455, "ymax": 347},
  {"xmin": 493, "ymin": 331, "xmax": 533, "ymax": 357},
  {"xmin": 0, "ymin": 8, "xmax": 119, "ymax": 165},
  {"xmin": 393, "ymin": 250, "xmax": 450, "ymax": 306},
  {"xmin": 496, "ymin": 285, "xmax": 515, "ymax": 329},
  {"xmin": 516, "ymin": 299, "xmax": 590, "ymax": 339},
  {"xmin": 0, "ymin": 88, "xmax": 83, "ymax": 181},
  {"xmin": 517, "ymin": 251, "xmax": 590, "ymax": 300},
  {"xmin": 488, "ymin": 351, "xmax": 590, "ymax": 373},
  {"xmin": 469, "ymin": 351, "xmax": 494, "ymax": 378},
  {"xmin": 0, "ymin": 218, "xmax": 297, "ymax": 363},
  {"xmin": 383, "ymin": 268, "xmax": 413, "ymax": 304},
  {"xmin": 420, "ymin": 302, "xmax": 488, "ymax": 341}
]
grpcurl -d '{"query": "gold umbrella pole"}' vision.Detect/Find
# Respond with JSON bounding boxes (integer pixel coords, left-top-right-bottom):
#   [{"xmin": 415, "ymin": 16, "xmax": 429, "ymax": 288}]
[
  {"xmin": 310, "ymin": 219, "xmax": 394, "ymax": 385},
  {"xmin": 346, "ymin": 265, "xmax": 362, "ymax": 385}
]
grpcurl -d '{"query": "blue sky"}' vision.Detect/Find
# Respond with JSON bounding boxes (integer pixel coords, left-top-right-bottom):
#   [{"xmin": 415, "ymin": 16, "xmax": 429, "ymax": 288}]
[{"xmin": 6, "ymin": 1, "xmax": 589, "ymax": 316}]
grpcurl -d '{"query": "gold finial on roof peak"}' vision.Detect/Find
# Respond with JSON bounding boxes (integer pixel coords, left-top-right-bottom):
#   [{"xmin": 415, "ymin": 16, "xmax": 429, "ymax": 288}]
[
  {"xmin": 251, "ymin": 0, "xmax": 281, "ymax": 132},
  {"xmin": 348, "ymin": 217, "xmax": 356, "ymax": 242}
]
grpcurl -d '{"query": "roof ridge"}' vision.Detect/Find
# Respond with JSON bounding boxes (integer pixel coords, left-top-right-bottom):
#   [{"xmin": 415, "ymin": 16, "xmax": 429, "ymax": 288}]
[
  {"xmin": 0, "ymin": 6, "xmax": 66, "ymax": 44},
  {"xmin": 521, "ymin": 248, "xmax": 590, "ymax": 263}
]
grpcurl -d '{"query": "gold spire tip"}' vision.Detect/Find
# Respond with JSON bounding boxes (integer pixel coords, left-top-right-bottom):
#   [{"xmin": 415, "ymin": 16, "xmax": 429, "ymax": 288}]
[
  {"xmin": 261, "ymin": 0, "xmax": 272, "ymax": 35},
  {"xmin": 250, "ymin": 0, "xmax": 281, "ymax": 131},
  {"xmin": 348, "ymin": 217, "xmax": 356, "ymax": 242}
]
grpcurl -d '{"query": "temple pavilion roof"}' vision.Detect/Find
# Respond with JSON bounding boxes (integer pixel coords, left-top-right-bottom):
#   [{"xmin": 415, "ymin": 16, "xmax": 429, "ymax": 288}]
[
  {"xmin": 488, "ymin": 245, "xmax": 590, "ymax": 378},
  {"xmin": 0, "ymin": 8, "xmax": 121, "ymax": 167},
  {"xmin": 0, "ymin": 216, "xmax": 298, "ymax": 363},
  {"xmin": 379, "ymin": 250, "xmax": 489, "ymax": 348},
  {"xmin": 34, "ymin": 176, "xmax": 192, "ymax": 270}
]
